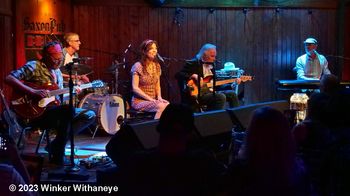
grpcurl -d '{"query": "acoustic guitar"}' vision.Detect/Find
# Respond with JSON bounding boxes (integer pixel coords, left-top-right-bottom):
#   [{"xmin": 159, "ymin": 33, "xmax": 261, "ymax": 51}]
[
  {"xmin": 11, "ymin": 80, "xmax": 103, "ymax": 120},
  {"xmin": 187, "ymin": 75, "xmax": 253, "ymax": 97}
]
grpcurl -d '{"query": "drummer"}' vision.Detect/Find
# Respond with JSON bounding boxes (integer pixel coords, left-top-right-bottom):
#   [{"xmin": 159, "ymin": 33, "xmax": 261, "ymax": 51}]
[{"xmin": 60, "ymin": 32, "xmax": 90, "ymax": 84}]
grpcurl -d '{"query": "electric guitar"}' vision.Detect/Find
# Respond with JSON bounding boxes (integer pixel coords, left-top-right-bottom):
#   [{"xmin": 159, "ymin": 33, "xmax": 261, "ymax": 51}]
[
  {"xmin": 187, "ymin": 75, "xmax": 253, "ymax": 97},
  {"xmin": 0, "ymin": 88, "xmax": 24, "ymax": 148},
  {"xmin": 11, "ymin": 80, "xmax": 104, "ymax": 120}
]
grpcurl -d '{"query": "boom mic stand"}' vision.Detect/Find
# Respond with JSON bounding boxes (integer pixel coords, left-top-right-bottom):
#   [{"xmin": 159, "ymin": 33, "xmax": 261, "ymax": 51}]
[{"xmin": 160, "ymin": 60, "xmax": 176, "ymax": 101}]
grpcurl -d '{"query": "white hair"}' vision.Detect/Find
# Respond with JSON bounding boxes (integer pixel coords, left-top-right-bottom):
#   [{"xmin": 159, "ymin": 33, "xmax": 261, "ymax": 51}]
[{"xmin": 195, "ymin": 43, "xmax": 216, "ymax": 60}]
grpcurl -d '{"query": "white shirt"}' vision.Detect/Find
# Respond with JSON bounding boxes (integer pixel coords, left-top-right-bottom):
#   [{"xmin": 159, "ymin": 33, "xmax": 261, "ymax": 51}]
[
  {"xmin": 64, "ymin": 52, "xmax": 74, "ymax": 67},
  {"xmin": 294, "ymin": 52, "xmax": 331, "ymax": 80}
]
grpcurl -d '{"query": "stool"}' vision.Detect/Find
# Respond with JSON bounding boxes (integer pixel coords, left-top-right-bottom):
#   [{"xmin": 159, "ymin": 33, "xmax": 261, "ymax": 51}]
[
  {"xmin": 127, "ymin": 109, "xmax": 155, "ymax": 121},
  {"xmin": 35, "ymin": 129, "xmax": 51, "ymax": 154},
  {"xmin": 17, "ymin": 127, "xmax": 51, "ymax": 155}
]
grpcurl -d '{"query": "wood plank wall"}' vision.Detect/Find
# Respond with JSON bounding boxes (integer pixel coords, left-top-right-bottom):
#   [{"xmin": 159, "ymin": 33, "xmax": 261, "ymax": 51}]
[
  {"xmin": 0, "ymin": 0, "xmax": 14, "ymax": 111},
  {"xmin": 72, "ymin": 2, "xmax": 338, "ymax": 104},
  {"xmin": 344, "ymin": 3, "xmax": 350, "ymax": 80}
]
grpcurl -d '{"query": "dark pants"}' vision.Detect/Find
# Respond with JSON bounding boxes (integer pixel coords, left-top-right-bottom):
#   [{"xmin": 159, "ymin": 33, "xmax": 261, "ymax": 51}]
[
  {"xmin": 199, "ymin": 92, "xmax": 226, "ymax": 111},
  {"xmin": 221, "ymin": 90, "xmax": 239, "ymax": 108},
  {"xmin": 32, "ymin": 105, "xmax": 96, "ymax": 162}
]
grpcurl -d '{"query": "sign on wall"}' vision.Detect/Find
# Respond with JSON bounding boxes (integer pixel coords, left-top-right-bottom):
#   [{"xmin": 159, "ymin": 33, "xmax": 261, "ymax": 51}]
[{"xmin": 23, "ymin": 17, "xmax": 65, "ymax": 60}]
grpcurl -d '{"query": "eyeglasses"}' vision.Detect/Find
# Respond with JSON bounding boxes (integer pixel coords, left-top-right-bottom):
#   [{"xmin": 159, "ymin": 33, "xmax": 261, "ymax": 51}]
[
  {"xmin": 70, "ymin": 40, "xmax": 81, "ymax": 43},
  {"xmin": 49, "ymin": 53, "xmax": 63, "ymax": 64}
]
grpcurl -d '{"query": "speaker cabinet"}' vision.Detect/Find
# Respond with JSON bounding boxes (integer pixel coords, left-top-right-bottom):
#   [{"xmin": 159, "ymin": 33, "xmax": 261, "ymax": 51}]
[
  {"xmin": 227, "ymin": 100, "xmax": 289, "ymax": 130},
  {"xmin": 129, "ymin": 119, "xmax": 159, "ymax": 150},
  {"xmin": 194, "ymin": 109, "xmax": 234, "ymax": 137}
]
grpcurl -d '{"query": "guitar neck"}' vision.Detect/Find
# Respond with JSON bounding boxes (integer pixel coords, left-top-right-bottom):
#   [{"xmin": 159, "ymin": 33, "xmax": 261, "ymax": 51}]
[
  {"xmin": 48, "ymin": 83, "xmax": 93, "ymax": 97},
  {"xmin": 206, "ymin": 78, "xmax": 239, "ymax": 88}
]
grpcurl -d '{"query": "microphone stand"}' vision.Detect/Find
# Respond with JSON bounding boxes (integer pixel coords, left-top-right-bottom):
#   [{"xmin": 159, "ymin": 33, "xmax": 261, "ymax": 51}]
[
  {"xmin": 160, "ymin": 60, "xmax": 175, "ymax": 101},
  {"xmin": 65, "ymin": 62, "xmax": 80, "ymax": 172}
]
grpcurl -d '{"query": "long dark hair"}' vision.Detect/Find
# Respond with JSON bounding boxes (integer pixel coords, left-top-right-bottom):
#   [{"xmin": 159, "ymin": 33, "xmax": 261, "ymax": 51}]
[
  {"xmin": 245, "ymin": 106, "xmax": 296, "ymax": 185},
  {"xmin": 138, "ymin": 39, "xmax": 161, "ymax": 75}
]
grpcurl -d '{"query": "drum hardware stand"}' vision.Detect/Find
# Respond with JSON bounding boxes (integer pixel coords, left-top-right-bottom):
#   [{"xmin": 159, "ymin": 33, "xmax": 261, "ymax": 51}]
[
  {"xmin": 91, "ymin": 124, "xmax": 100, "ymax": 139},
  {"xmin": 73, "ymin": 70, "xmax": 79, "ymax": 108}
]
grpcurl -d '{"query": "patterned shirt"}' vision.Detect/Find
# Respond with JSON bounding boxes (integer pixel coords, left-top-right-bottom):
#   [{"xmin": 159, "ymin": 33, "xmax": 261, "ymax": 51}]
[{"xmin": 10, "ymin": 60, "xmax": 64, "ymax": 100}]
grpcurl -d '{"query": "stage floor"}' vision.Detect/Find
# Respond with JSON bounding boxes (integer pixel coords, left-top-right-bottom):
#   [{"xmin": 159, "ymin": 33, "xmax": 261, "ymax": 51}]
[{"xmin": 20, "ymin": 128, "xmax": 115, "ymax": 185}]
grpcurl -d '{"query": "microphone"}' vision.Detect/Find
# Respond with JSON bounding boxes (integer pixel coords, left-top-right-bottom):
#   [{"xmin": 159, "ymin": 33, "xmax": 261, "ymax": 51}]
[
  {"xmin": 123, "ymin": 44, "xmax": 132, "ymax": 68},
  {"xmin": 72, "ymin": 57, "xmax": 93, "ymax": 62},
  {"xmin": 157, "ymin": 53, "xmax": 165, "ymax": 64}
]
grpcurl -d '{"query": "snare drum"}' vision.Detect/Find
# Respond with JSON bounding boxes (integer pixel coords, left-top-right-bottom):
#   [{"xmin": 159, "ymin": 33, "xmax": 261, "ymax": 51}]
[{"xmin": 79, "ymin": 93, "xmax": 125, "ymax": 135}]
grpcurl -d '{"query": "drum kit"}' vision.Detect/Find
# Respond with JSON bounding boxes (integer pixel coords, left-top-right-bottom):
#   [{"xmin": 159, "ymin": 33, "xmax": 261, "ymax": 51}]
[{"xmin": 60, "ymin": 60, "xmax": 127, "ymax": 136}]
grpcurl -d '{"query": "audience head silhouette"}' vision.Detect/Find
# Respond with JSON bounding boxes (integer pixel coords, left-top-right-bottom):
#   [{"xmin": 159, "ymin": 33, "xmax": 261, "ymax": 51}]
[
  {"xmin": 320, "ymin": 74, "xmax": 340, "ymax": 95},
  {"xmin": 157, "ymin": 103, "xmax": 195, "ymax": 135},
  {"xmin": 246, "ymin": 106, "xmax": 296, "ymax": 178}
]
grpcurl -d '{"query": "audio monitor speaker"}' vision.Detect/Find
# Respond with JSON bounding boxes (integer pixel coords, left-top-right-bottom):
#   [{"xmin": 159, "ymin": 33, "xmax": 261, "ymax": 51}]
[{"xmin": 227, "ymin": 100, "xmax": 289, "ymax": 130}]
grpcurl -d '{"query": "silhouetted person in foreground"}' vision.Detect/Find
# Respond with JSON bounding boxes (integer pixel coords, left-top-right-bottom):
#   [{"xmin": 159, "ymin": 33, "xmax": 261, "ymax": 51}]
[
  {"xmin": 292, "ymin": 74, "xmax": 350, "ymax": 195},
  {"xmin": 118, "ymin": 103, "xmax": 226, "ymax": 196},
  {"xmin": 226, "ymin": 106, "xmax": 311, "ymax": 196}
]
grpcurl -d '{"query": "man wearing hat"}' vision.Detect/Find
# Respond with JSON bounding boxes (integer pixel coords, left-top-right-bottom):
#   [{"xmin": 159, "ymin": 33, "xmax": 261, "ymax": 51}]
[{"xmin": 294, "ymin": 37, "xmax": 331, "ymax": 80}]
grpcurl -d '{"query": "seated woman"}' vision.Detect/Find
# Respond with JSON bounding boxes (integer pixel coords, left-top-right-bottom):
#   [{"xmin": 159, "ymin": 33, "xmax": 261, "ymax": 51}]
[{"xmin": 131, "ymin": 39, "xmax": 169, "ymax": 119}]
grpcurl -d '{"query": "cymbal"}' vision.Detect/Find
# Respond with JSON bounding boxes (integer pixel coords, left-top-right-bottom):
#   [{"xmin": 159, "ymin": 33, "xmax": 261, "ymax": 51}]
[
  {"xmin": 60, "ymin": 64, "xmax": 93, "ymax": 75},
  {"xmin": 107, "ymin": 62, "xmax": 126, "ymax": 72}
]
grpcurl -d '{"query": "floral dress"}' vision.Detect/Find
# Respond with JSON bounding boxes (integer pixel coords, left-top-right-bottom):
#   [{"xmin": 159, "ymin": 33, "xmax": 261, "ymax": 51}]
[{"xmin": 131, "ymin": 62, "xmax": 161, "ymax": 112}]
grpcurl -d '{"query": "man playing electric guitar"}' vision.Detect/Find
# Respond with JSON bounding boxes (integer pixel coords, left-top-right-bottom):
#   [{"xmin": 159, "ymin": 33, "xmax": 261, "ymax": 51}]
[
  {"xmin": 176, "ymin": 43, "xmax": 238, "ymax": 112},
  {"xmin": 5, "ymin": 41, "xmax": 96, "ymax": 165}
]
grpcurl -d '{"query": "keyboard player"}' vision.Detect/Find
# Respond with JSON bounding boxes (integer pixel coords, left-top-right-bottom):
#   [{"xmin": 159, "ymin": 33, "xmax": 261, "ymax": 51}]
[{"xmin": 293, "ymin": 37, "xmax": 331, "ymax": 80}]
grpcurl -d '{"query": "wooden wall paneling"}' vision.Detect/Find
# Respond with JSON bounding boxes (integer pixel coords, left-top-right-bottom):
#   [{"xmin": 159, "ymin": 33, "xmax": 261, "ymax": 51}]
[
  {"xmin": 149, "ymin": 7, "xmax": 159, "ymax": 41},
  {"xmin": 72, "ymin": 3, "xmax": 338, "ymax": 105},
  {"xmin": 206, "ymin": 9, "xmax": 216, "ymax": 45},
  {"xmin": 269, "ymin": 9, "xmax": 279, "ymax": 100},
  {"xmin": 165, "ymin": 0, "xmax": 338, "ymax": 8},
  {"xmin": 0, "ymin": 0, "xmax": 12, "ymax": 15},
  {"xmin": 232, "ymin": 10, "xmax": 245, "ymax": 69},
  {"xmin": 0, "ymin": 0, "xmax": 14, "ymax": 111},
  {"xmin": 183, "ymin": 9, "xmax": 193, "ymax": 57},
  {"xmin": 326, "ymin": 10, "xmax": 338, "ymax": 75},
  {"xmin": 74, "ymin": 0, "xmax": 339, "ymax": 8},
  {"xmin": 224, "ymin": 9, "xmax": 235, "ymax": 64},
  {"xmin": 216, "ymin": 9, "xmax": 227, "ymax": 62},
  {"xmin": 183, "ymin": 9, "xmax": 194, "ymax": 59},
  {"xmin": 260, "ymin": 10, "xmax": 270, "ymax": 103},
  {"xmin": 162, "ymin": 8, "xmax": 181, "ymax": 102},
  {"xmin": 158, "ymin": 7, "xmax": 170, "ymax": 100},
  {"xmin": 285, "ymin": 9, "xmax": 296, "ymax": 80},
  {"xmin": 344, "ymin": 4, "xmax": 350, "ymax": 80},
  {"xmin": 116, "ymin": 6, "xmax": 133, "ymax": 97},
  {"xmin": 197, "ymin": 9, "xmax": 208, "ymax": 54},
  {"xmin": 245, "ymin": 10, "xmax": 254, "ymax": 103},
  {"xmin": 96, "ymin": 6, "xmax": 113, "ymax": 83}
]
